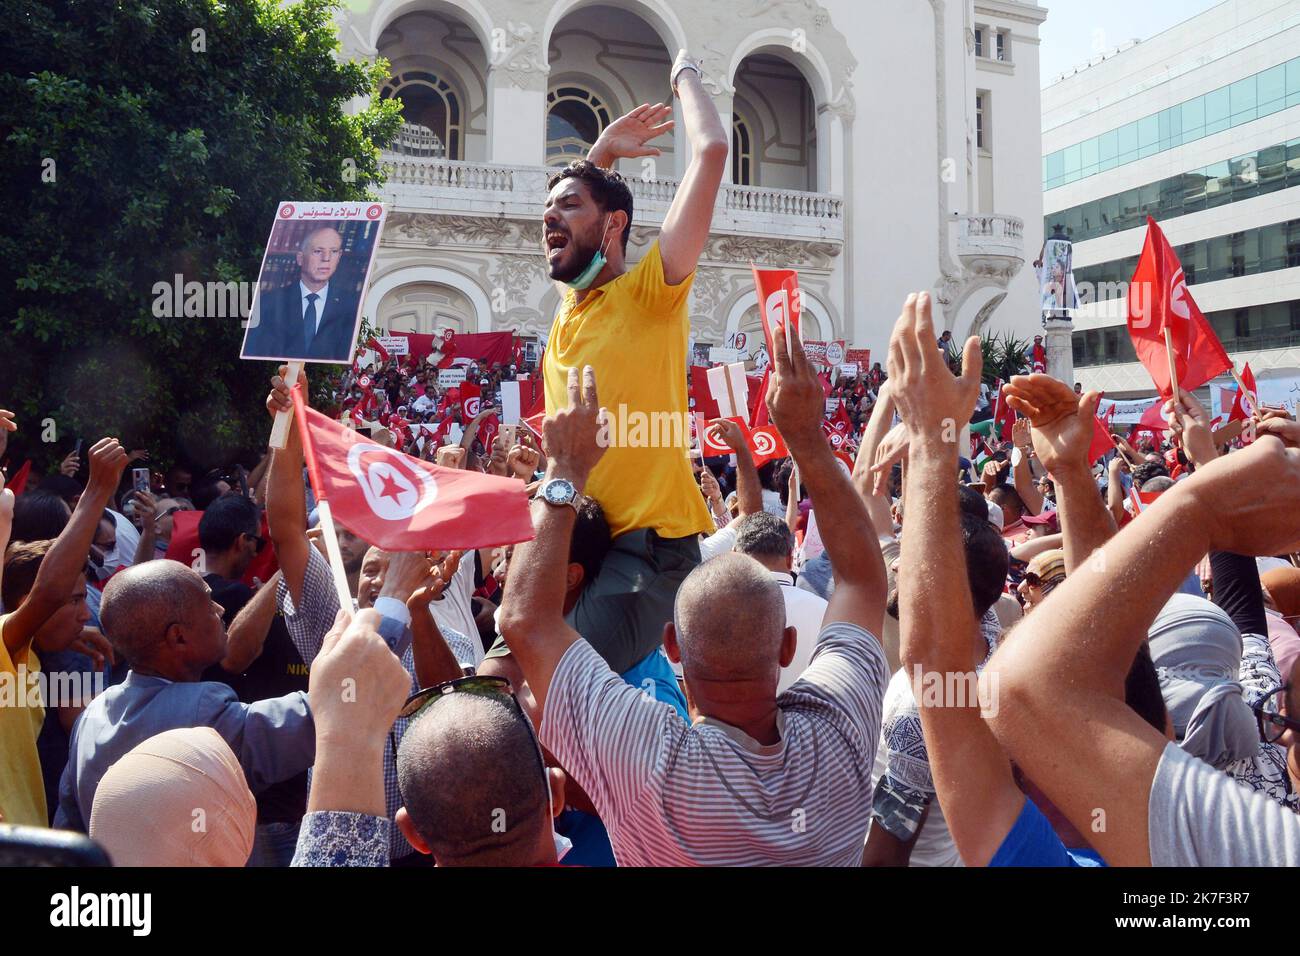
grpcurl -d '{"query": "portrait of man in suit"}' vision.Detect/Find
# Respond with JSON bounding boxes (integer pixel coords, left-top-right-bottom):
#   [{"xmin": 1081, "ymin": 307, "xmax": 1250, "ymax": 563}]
[{"xmin": 242, "ymin": 224, "xmax": 363, "ymax": 362}]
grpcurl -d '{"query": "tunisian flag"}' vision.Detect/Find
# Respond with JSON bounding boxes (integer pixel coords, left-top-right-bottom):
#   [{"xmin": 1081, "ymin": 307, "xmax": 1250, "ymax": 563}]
[
  {"xmin": 291, "ymin": 385, "xmax": 534, "ymax": 550},
  {"xmin": 752, "ymin": 266, "xmax": 802, "ymax": 359},
  {"xmin": 1228, "ymin": 363, "xmax": 1258, "ymax": 423},
  {"xmin": 1127, "ymin": 217, "xmax": 1231, "ymax": 398}
]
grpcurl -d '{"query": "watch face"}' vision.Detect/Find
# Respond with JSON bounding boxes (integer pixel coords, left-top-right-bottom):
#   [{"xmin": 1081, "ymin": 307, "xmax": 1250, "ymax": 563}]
[{"xmin": 544, "ymin": 480, "xmax": 573, "ymax": 504}]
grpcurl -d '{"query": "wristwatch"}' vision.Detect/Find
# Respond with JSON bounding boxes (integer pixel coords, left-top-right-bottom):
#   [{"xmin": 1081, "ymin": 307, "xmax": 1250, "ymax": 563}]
[{"xmin": 535, "ymin": 477, "xmax": 580, "ymax": 513}]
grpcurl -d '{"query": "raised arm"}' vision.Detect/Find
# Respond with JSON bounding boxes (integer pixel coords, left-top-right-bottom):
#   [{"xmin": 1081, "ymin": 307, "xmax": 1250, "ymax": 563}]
[
  {"xmin": 407, "ymin": 552, "xmax": 466, "ymax": 689},
  {"xmin": 2, "ymin": 438, "xmax": 127, "ymax": 657},
  {"xmin": 1010, "ymin": 418, "xmax": 1045, "ymax": 515},
  {"xmin": 708, "ymin": 418, "xmax": 761, "ymax": 517},
  {"xmin": 854, "ymin": 382, "xmax": 900, "ymax": 537},
  {"xmin": 657, "ymin": 56, "xmax": 727, "ymax": 284},
  {"xmin": 1003, "ymin": 376, "xmax": 1117, "ymax": 574},
  {"xmin": 221, "ymin": 571, "xmax": 284, "ymax": 674},
  {"xmin": 767, "ymin": 322, "xmax": 885, "ymax": 637},
  {"xmin": 1106, "ymin": 456, "xmax": 1128, "ymax": 527},
  {"xmin": 984, "ymin": 422, "xmax": 1300, "ymax": 866},
  {"xmin": 886, "ymin": 292, "xmax": 1025, "ymax": 866},
  {"xmin": 265, "ymin": 367, "xmax": 313, "ymax": 607},
  {"xmin": 497, "ymin": 366, "xmax": 607, "ymax": 711}
]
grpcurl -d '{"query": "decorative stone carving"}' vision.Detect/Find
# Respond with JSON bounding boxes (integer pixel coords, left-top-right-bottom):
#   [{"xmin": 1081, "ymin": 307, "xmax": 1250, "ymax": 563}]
[
  {"xmin": 690, "ymin": 267, "xmax": 731, "ymax": 318},
  {"xmin": 704, "ymin": 234, "xmax": 841, "ymax": 269},
  {"xmin": 388, "ymin": 213, "xmax": 544, "ymax": 250},
  {"xmin": 489, "ymin": 254, "xmax": 536, "ymax": 309},
  {"xmin": 491, "ymin": 20, "xmax": 548, "ymax": 90}
]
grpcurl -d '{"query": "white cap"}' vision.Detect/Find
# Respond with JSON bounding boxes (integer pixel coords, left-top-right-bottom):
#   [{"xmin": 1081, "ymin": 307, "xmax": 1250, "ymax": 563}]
[{"xmin": 985, "ymin": 500, "xmax": 1004, "ymax": 532}]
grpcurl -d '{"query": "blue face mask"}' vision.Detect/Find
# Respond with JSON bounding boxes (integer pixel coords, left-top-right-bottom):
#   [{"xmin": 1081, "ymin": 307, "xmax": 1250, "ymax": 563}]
[{"xmin": 564, "ymin": 214, "xmax": 613, "ymax": 291}]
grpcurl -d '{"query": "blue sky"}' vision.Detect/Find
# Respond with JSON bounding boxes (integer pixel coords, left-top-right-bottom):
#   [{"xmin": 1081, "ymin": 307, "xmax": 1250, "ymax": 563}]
[{"xmin": 1038, "ymin": 0, "xmax": 1225, "ymax": 87}]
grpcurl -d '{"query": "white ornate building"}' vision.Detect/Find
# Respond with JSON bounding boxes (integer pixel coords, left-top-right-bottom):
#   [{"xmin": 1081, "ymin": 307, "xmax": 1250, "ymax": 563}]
[{"xmin": 335, "ymin": 0, "xmax": 1048, "ymax": 362}]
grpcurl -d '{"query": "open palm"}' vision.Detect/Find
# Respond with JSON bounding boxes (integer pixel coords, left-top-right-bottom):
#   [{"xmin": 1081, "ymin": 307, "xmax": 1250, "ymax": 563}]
[
  {"xmin": 594, "ymin": 104, "xmax": 675, "ymax": 160},
  {"xmin": 1003, "ymin": 374, "xmax": 1099, "ymax": 475}
]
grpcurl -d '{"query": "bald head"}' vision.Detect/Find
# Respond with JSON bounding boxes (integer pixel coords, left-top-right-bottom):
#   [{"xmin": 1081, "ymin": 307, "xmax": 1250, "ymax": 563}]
[
  {"xmin": 397, "ymin": 692, "xmax": 551, "ymax": 865},
  {"xmin": 673, "ymin": 553, "xmax": 786, "ymax": 682},
  {"xmin": 100, "ymin": 562, "xmax": 211, "ymax": 668}
]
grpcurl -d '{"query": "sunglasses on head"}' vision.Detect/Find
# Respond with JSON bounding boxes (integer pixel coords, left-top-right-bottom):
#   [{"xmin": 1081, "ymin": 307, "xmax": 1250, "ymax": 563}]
[{"xmin": 388, "ymin": 676, "xmax": 548, "ymax": 796}]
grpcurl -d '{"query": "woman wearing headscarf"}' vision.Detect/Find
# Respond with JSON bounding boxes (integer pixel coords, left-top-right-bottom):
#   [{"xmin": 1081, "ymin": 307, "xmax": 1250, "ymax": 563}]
[
  {"xmin": 1148, "ymin": 550, "xmax": 1297, "ymax": 812},
  {"xmin": 88, "ymin": 727, "xmax": 257, "ymax": 866}
]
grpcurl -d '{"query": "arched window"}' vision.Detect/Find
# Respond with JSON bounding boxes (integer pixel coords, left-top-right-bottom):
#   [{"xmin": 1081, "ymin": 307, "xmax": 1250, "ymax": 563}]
[
  {"xmin": 547, "ymin": 86, "xmax": 611, "ymax": 166},
  {"xmin": 382, "ymin": 71, "xmax": 463, "ymax": 160},
  {"xmin": 732, "ymin": 113, "xmax": 754, "ymax": 185}
]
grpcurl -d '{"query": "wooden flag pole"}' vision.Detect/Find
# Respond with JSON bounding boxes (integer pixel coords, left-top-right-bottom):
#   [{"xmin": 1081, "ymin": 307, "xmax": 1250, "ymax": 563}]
[
  {"xmin": 288, "ymin": 381, "xmax": 353, "ymax": 611},
  {"xmin": 1229, "ymin": 364, "xmax": 1250, "ymax": 398},
  {"xmin": 1162, "ymin": 329, "xmax": 1179, "ymax": 407},
  {"xmin": 269, "ymin": 361, "xmax": 303, "ymax": 450},
  {"xmin": 314, "ymin": 499, "xmax": 356, "ymax": 613}
]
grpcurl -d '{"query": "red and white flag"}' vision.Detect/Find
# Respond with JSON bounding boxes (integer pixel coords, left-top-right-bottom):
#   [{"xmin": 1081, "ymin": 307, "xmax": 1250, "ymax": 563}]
[
  {"xmin": 1127, "ymin": 217, "xmax": 1232, "ymax": 398},
  {"xmin": 752, "ymin": 266, "xmax": 802, "ymax": 360},
  {"xmin": 748, "ymin": 424, "xmax": 788, "ymax": 468},
  {"xmin": 459, "ymin": 382, "xmax": 483, "ymax": 420},
  {"xmin": 1229, "ymin": 363, "xmax": 1258, "ymax": 423},
  {"xmin": 291, "ymin": 386, "xmax": 533, "ymax": 550}
]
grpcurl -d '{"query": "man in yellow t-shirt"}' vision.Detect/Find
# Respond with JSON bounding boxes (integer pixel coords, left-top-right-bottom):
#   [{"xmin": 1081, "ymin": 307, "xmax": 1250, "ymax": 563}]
[
  {"xmin": 0, "ymin": 437, "xmax": 125, "ymax": 827},
  {"xmin": 489, "ymin": 53, "xmax": 729, "ymax": 676}
]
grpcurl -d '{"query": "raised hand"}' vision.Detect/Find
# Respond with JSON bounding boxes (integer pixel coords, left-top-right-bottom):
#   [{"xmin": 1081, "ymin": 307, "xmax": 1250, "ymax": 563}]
[
  {"xmin": 380, "ymin": 550, "xmax": 439, "ymax": 605},
  {"xmin": 699, "ymin": 465, "xmax": 722, "ymax": 504},
  {"xmin": 706, "ymin": 417, "xmax": 748, "ymax": 455},
  {"xmin": 0, "ymin": 409, "xmax": 14, "ymax": 459},
  {"xmin": 766, "ymin": 323, "xmax": 826, "ymax": 452},
  {"xmin": 309, "ymin": 609, "xmax": 411, "ymax": 747},
  {"xmin": 85, "ymin": 439, "xmax": 129, "ymax": 500},
  {"xmin": 869, "ymin": 421, "xmax": 909, "ymax": 497},
  {"xmin": 886, "ymin": 292, "xmax": 982, "ymax": 445},
  {"xmin": 1002, "ymin": 374, "xmax": 1100, "ymax": 477},
  {"xmin": 408, "ymin": 550, "xmax": 463, "ymax": 612},
  {"xmin": 267, "ymin": 365, "xmax": 309, "ymax": 420},
  {"xmin": 506, "ymin": 443, "xmax": 541, "ymax": 481},
  {"xmin": 60, "ymin": 449, "xmax": 81, "ymax": 477},
  {"xmin": 589, "ymin": 103, "xmax": 675, "ymax": 164},
  {"xmin": 980, "ymin": 457, "xmax": 1010, "ymax": 493},
  {"xmin": 435, "ymin": 445, "xmax": 467, "ymax": 470},
  {"xmin": 543, "ymin": 366, "xmax": 607, "ymax": 486},
  {"xmin": 1164, "ymin": 389, "xmax": 1217, "ymax": 468},
  {"xmin": 1190, "ymin": 435, "xmax": 1300, "ymax": 558},
  {"xmin": 131, "ymin": 490, "xmax": 158, "ymax": 529}
]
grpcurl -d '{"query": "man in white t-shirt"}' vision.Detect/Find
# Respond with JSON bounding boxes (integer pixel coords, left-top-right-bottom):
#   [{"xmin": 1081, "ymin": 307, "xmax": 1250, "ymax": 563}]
[
  {"xmin": 499, "ymin": 339, "xmax": 889, "ymax": 866},
  {"xmin": 730, "ymin": 511, "xmax": 828, "ymax": 694}
]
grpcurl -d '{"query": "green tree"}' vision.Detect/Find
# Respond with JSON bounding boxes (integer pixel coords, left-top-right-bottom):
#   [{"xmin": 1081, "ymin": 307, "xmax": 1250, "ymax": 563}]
[{"xmin": 0, "ymin": 0, "xmax": 400, "ymax": 475}]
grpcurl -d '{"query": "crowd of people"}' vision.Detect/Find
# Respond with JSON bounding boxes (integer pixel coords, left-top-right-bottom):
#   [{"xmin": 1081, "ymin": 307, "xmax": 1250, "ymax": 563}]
[{"xmin": 2, "ymin": 51, "xmax": 1299, "ymax": 870}]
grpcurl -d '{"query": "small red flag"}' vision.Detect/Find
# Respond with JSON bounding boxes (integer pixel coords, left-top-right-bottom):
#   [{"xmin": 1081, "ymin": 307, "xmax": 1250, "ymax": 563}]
[
  {"xmin": 291, "ymin": 386, "xmax": 533, "ymax": 551},
  {"xmin": 1126, "ymin": 217, "xmax": 1231, "ymax": 398},
  {"xmin": 751, "ymin": 266, "xmax": 802, "ymax": 360},
  {"xmin": 366, "ymin": 337, "xmax": 390, "ymax": 364},
  {"xmin": 1228, "ymin": 363, "xmax": 1257, "ymax": 423},
  {"xmin": 1087, "ymin": 413, "xmax": 1115, "ymax": 465},
  {"xmin": 459, "ymin": 382, "xmax": 482, "ymax": 419},
  {"xmin": 5, "ymin": 459, "xmax": 31, "ymax": 496},
  {"xmin": 689, "ymin": 366, "xmax": 721, "ymax": 421},
  {"xmin": 748, "ymin": 424, "xmax": 788, "ymax": 467}
]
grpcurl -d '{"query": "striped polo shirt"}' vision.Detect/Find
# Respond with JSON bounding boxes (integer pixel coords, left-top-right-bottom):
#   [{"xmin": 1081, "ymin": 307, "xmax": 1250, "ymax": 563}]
[{"xmin": 540, "ymin": 621, "xmax": 888, "ymax": 866}]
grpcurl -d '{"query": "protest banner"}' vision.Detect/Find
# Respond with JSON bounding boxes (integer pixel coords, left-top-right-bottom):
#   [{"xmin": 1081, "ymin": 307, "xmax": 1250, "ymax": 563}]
[
  {"xmin": 438, "ymin": 368, "xmax": 468, "ymax": 388},
  {"xmin": 375, "ymin": 334, "xmax": 409, "ymax": 356}
]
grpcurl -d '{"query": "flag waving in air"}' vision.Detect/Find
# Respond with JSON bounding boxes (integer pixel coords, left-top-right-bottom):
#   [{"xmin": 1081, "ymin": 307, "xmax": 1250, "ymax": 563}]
[
  {"xmin": 752, "ymin": 266, "xmax": 802, "ymax": 361},
  {"xmin": 1127, "ymin": 217, "xmax": 1231, "ymax": 397},
  {"xmin": 291, "ymin": 385, "xmax": 534, "ymax": 551},
  {"xmin": 1228, "ymin": 363, "xmax": 1258, "ymax": 423}
]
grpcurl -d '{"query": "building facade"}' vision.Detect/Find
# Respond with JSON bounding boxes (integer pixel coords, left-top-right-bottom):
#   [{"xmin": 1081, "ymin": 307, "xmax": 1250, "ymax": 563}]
[
  {"xmin": 1043, "ymin": 0, "xmax": 1300, "ymax": 399},
  {"xmin": 334, "ymin": 0, "xmax": 1047, "ymax": 364}
]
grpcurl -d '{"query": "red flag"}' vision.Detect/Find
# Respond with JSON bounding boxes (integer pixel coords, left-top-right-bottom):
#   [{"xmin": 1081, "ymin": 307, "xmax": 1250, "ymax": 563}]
[
  {"xmin": 831, "ymin": 401, "xmax": 853, "ymax": 435},
  {"xmin": 1229, "ymin": 363, "xmax": 1257, "ymax": 423},
  {"xmin": 695, "ymin": 414, "xmax": 740, "ymax": 456},
  {"xmin": 478, "ymin": 413, "xmax": 500, "ymax": 452},
  {"xmin": 1126, "ymin": 217, "xmax": 1231, "ymax": 398},
  {"xmin": 366, "ymin": 337, "xmax": 390, "ymax": 364},
  {"xmin": 291, "ymin": 387, "xmax": 533, "ymax": 550},
  {"xmin": 5, "ymin": 459, "xmax": 31, "ymax": 496},
  {"xmin": 459, "ymin": 382, "xmax": 483, "ymax": 419},
  {"xmin": 689, "ymin": 366, "xmax": 721, "ymax": 421},
  {"xmin": 821, "ymin": 419, "xmax": 849, "ymax": 451},
  {"xmin": 1087, "ymin": 413, "xmax": 1115, "ymax": 465},
  {"xmin": 748, "ymin": 424, "xmax": 788, "ymax": 467},
  {"xmin": 522, "ymin": 411, "xmax": 548, "ymax": 449},
  {"xmin": 751, "ymin": 266, "xmax": 802, "ymax": 360},
  {"xmin": 992, "ymin": 381, "xmax": 1016, "ymax": 442},
  {"xmin": 750, "ymin": 367, "xmax": 771, "ymax": 427},
  {"xmin": 1133, "ymin": 401, "xmax": 1171, "ymax": 436}
]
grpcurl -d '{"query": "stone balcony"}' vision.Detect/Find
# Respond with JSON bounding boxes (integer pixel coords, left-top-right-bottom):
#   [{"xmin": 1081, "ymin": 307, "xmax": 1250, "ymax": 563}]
[
  {"xmin": 379, "ymin": 153, "xmax": 844, "ymax": 243},
  {"xmin": 954, "ymin": 213, "xmax": 1025, "ymax": 283}
]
